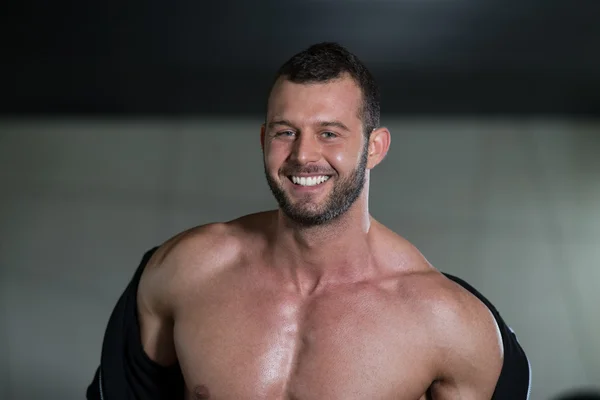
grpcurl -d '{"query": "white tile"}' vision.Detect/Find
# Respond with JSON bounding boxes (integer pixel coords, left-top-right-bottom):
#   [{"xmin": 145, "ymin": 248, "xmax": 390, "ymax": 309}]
[
  {"xmin": 0, "ymin": 120, "xmax": 174, "ymax": 197},
  {"xmin": 561, "ymin": 240, "xmax": 600, "ymax": 383},
  {"xmin": 3, "ymin": 274, "xmax": 109, "ymax": 400},
  {"xmin": 0, "ymin": 281, "xmax": 9, "ymax": 400},
  {"xmin": 373, "ymin": 120, "xmax": 495, "ymax": 220},
  {"xmin": 476, "ymin": 132, "xmax": 549, "ymax": 236},
  {"xmin": 475, "ymin": 233, "xmax": 590, "ymax": 399},
  {"xmin": 399, "ymin": 225, "xmax": 485, "ymax": 283},
  {"xmin": 531, "ymin": 121, "xmax": 600, "ymax": 242},
  {"xmin": 0, "ymin": 195, "xmax": 164, "ymax": 299},
  {"xmin": 170, "ymin": 118, "xmax": 270, "ymax": 204}
]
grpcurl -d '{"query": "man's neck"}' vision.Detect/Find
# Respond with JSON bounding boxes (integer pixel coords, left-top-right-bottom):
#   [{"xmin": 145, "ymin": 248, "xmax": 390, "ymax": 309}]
[{"xmin": 270, "ymin": 200, "xmax": 377, "ymax": 292}]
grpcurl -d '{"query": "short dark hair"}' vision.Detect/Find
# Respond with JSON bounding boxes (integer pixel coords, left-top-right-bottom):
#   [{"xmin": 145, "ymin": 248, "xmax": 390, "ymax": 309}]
[{"xmin": 270, "ymin": 42, "xmax": 380, "ymax": 137}]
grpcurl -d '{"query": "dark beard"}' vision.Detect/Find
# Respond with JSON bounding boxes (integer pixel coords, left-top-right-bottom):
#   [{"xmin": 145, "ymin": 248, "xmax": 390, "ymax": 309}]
[{"xmin": 264, "ymin": 142, "xmax": 368, "ymax": 227}]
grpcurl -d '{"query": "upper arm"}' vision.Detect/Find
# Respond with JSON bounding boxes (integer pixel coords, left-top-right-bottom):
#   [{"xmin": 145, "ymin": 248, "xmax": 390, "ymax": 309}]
[
  {"xmin": 137, "ymin": 234, "xmax": 184, "ymax": 321},
  {"xmin": 136, "ymin": 223, "xmax": 238, "ymax": 366},
  {"xmin": 432, "ymin": 290, "xmax": 504, "ymax": 399},
  {"xmin": 136, "ymin": 234, "xmax": 186, "ymax": 366}
]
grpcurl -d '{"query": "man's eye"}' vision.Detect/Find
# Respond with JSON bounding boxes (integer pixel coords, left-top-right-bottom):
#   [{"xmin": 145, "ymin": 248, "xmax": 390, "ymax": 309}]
[
  {"xmin": 277, "ymin": 130, "xmax": 295, "ymax": 137},
  {"xmin": 321, "ymin": 131, "xmax": 336, "ymax": 138}
]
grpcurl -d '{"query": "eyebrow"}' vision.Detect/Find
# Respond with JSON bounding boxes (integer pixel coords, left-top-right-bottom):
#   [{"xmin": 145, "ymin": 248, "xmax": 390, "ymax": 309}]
[
  {"xmin": 318, "ymin": 120, "xmax": 350, "ymax": 132},
  {"xmin": 267, "ymin": 119, "xmax": 350, "ymax": 132},
  {"xmin": 267, "ymin": 119, "xmax": 295, "ymax": 130}
]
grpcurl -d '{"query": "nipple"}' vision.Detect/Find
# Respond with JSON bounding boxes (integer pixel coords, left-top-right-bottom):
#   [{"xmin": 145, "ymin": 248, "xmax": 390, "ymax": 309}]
[{"xmin": 194, "ymin": 385, "xmax": 211, "ymax": 399}]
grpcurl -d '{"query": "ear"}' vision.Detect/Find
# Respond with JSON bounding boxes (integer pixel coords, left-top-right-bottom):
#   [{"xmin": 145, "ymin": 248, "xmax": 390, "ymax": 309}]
[
  {"xmin": 366, "ymin": 127, "xmax": 391, "ymax": 169},
  {"xmin": 260, "ymin": 124, "xmax": 266, "ymax": 151}
]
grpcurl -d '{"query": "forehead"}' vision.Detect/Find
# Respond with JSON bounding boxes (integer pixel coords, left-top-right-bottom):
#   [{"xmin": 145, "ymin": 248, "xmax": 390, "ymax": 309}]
[{"xmin": 267, "ymin": 75, "xmax": 363, "ymax": 129}]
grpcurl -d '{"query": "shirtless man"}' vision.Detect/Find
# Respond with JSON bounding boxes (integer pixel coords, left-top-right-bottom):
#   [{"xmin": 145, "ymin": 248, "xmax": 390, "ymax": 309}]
[{"xmin": 88, "ymin": 42, "xmax": 530, "ymax": 400}]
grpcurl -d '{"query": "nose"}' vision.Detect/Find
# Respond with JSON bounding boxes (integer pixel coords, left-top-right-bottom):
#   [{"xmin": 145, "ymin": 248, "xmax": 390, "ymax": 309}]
[{"xmin": 290, "ymin": 133, "xmax": 321, "ymax": 165}]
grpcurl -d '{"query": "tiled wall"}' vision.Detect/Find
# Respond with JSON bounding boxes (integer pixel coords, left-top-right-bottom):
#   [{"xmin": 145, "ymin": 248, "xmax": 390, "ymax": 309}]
[{"xmin": 1, "ymin": 118, "xmax": 598, "ymax": 399}]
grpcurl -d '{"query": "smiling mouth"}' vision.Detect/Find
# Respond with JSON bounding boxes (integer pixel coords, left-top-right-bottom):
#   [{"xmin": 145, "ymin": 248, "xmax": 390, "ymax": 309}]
[{"xmin": 288, "ymin": 175, "xmax": 331, "ymax": 187}]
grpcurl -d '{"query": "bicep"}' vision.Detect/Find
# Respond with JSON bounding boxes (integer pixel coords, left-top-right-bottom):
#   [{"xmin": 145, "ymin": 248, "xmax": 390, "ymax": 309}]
[
  {"xmin": 434, "ymin": 301, "xmax": 504, "ymax": 399},
  {"xmin": 137, "ymin": 223, "xmax": 236, "ymax": 368}
]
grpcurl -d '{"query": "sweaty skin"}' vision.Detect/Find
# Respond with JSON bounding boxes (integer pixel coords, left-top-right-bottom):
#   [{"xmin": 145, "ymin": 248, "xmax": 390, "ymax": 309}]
[{"xmin": 136, "ymin": 76, "xmax": 504, "ymax": 399}]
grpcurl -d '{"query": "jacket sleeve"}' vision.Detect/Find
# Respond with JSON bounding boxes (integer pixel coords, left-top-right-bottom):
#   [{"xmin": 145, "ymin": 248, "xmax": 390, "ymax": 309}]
[{"xmin": 87, "ymin": 247, "xmax": 185, "ymax": 400}]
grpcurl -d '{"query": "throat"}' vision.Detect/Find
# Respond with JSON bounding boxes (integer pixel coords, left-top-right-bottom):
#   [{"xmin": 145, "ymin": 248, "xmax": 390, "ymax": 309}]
[
  {"xmin": 271, "ymin": 207, "xmax": 376, "ymax": 290},
  {"xmin": 277, "ymin": 237, "xmax": 375, "ymax": 294}
]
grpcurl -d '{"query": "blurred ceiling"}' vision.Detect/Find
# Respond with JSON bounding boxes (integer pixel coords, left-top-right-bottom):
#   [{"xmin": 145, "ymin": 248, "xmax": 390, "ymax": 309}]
[{"xmin": 2, "ymin": 0, "xmax": 599, "ymax": 116}]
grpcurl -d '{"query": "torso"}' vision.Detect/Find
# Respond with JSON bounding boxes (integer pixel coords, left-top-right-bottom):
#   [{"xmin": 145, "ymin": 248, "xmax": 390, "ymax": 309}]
[
  {"xmin": 143, "ymin": 213, "xmax": 502, "ymax": 400},
  {"xmin": 169, "ymin": 229, "xmax": 462, "ymax": 399}
]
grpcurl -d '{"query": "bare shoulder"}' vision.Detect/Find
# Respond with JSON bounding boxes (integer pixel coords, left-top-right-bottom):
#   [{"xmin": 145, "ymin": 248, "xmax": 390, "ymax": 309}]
[
  {"xmin": 381, "ymin": 228, "xmax": 503, "ymax": 396},
  {"xmin": 416, "ymin": 271, "xmax": 502, "ymax": 346},
  {"xmin": 138, "ymin": 211, "xmax": 272, "ymax": 314},
  {"xmin": 145, "ymin": 223, "xmax": 238, "ymax": 278},
  {"xmin": 406, "ymin": 266, "xmax": 503, "ymax": 396},
  {"xmin": 420, "ymin": 271, "xmax": 504, "ymax": 396},
  {"xmin": 379, "ymin": 224, "xmax": 501, "ymax": 346},
  {"xmin": 135, "ymin": 211, "xmax": 274, "ymax": 366}
]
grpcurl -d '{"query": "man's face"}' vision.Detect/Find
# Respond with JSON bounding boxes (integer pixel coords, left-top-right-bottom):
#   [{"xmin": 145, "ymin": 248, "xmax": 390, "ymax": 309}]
[{"xmin": 262, "ymin": 75, "xmax": 369, "ymax": 226}]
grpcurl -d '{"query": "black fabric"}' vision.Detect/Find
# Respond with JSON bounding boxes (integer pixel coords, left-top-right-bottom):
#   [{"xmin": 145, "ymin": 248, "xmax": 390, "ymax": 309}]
[
  {"xmin": 443, "ymin": 273, "xmax": 531, "ymax": 400},
  {"xmin": 87, "ymin": 248, "xmax": 529, "ymax": 399},
  {"xmin": 87, "ymin": 247, "xmax": 184, "ymax": 400}
]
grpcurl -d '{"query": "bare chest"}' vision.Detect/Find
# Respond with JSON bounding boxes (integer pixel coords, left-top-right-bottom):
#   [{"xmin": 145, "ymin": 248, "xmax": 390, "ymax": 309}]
[{"xmin": 174, "ymin": 283, "xmax": 435, "ymax": 400}]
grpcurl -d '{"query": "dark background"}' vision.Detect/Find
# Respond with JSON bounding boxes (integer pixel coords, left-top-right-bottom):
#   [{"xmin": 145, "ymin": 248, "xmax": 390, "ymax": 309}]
[{"xmin": 2, "ymin": 0, "xmax": 599, "ymax": 116}]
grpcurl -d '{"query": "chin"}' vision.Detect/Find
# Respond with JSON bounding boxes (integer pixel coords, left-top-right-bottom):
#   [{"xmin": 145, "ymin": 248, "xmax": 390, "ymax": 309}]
[
  {"xmin": 285, "ymin": 213, "xmax": 330, "ymax": 227},
  {"xmin": 284, "ymin": 204, "xmax": 342, "ymax": 227}
]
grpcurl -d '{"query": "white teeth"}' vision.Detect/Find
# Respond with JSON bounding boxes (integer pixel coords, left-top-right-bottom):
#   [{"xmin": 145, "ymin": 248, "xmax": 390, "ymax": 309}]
[{"xmin": 291, "ymin": 175, "xmax": 329, "ymax": 186}]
